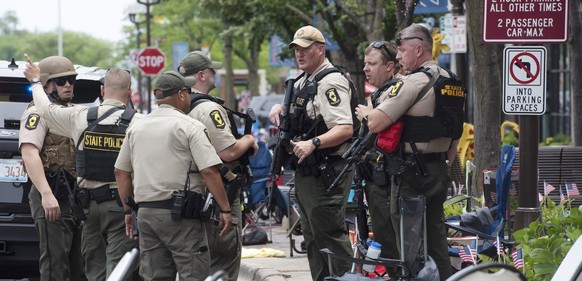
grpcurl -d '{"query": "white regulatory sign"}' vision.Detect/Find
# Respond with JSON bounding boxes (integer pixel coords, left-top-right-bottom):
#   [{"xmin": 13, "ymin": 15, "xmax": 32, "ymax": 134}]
[{"xmin": 503, "ymin": 46, "xmax": 546, "ymax": 115}]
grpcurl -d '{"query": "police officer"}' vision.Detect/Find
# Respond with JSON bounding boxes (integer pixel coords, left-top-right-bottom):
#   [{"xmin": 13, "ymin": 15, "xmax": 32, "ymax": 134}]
[
  {"xmin": 178, "ymin": 51, "xmax": 258, "ymax": 281},
  {"xmin": 359, "ymin": 40, "xmax": 401, "ymax": 263},
  {"xmin": 19, "ymin": 55, "xmax": 83, "ymax": 281},
  {"xmin": 356, "ymin": 24, "xmax": 463, "ymax": 280},
  {"xmin": 24, "ymin": 55, "xmax": 141, "ymax": 280},
  {"xmin": 269, "ymin": 25, "xmax": 354, "ymax": 281},
  {"xmin": 115, "ymin": 71, "xmax": 232, "ymax": 280}
]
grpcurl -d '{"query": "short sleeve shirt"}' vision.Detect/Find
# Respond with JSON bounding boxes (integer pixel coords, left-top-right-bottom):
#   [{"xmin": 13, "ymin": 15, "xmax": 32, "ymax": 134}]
[
  {"xmin": 294, "ymin": 59, "xmax": 353, "ymax": 128},
  {"xmin": 18, "ymin": 104, "xmax": 49, "ymax": 150},
  {"xmin": 188, "ymin": 99, "xmax": 236, "ymax": 153},
  {"xmin": 376, "ymin": 61, "xmax": 453, "ymax": 153},
  {"xmin": 29, "ymin": 83, "xmax": 144, "ymax": 189},
  {"xmin": 115, "ymin": 104, "xmax": 222, "ymax": 203}
]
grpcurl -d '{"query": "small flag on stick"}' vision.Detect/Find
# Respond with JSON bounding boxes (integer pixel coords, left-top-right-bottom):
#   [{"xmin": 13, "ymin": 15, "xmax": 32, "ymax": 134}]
[
  {"xmin": 544, "ymin": 181, "xmax": 555, "ymax": 195},
  {"xmin": 512, "ymin": 248, "xmax": 524, "ymax": 269}
]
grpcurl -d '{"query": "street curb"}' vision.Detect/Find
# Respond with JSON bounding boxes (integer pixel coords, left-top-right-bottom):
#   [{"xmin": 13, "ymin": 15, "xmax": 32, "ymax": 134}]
[{"xmin": 240, "ymin": 261, "xmax": 288, "ymax": 281}]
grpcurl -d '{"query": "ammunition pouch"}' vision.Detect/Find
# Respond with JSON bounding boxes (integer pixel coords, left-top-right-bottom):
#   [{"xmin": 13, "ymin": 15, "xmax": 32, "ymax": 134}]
[{"xmin": 171, "ymin": 190, "xmax": 209, "ymax": 220}]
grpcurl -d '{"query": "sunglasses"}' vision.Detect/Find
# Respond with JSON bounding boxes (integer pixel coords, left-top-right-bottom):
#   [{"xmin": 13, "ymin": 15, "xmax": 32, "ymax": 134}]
[
  {"xmin": 395, "ymin": 36, "xmax": 423, "ymax": 46},
  {"xmin": 371, "ymin": 41, "xmax": 394, "ymax": 61},
  {"xmin": 180, "ymin": 87, "xmax": 192, "ymax": 94},
  {"xmin": 53, "ymin": 75, "xmax": 76, "ymax": 86}
]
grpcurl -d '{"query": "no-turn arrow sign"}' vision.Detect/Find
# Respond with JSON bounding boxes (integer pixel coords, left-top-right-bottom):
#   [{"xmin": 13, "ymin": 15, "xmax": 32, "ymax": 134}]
[
  {"xmin": 137, "ymin": 47, "xmax": 166, "ymax": 76},
  {"xmin": 503, "ymin": 46, "xmax": 546, "ymax": 115}
]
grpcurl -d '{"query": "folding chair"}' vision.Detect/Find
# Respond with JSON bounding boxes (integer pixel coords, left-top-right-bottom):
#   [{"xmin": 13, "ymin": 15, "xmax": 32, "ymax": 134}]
[
  {"xmin": 321, "ymin": 196, "xmax": 439, "ymax": 281},
  {"xmin": 446, "ymin": 145, "xmax": 517, "ymax": 268},
  {"xmin": 107, "ymin": 248, "xmax": 139, "ymax": 281}
]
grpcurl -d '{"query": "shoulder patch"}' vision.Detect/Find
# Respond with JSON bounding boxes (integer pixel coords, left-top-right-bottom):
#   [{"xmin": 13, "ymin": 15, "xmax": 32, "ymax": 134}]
[
  {"xmin": 389, "ymin": 81, "xmax": 403, "ymax": 97},
  {"xmin": 209, "ymin": 110, "xmax": 226, "ymax": 129},
  {"xmin": 325, "ymin": 88, "xmax": 341, "ymax": 106},
  {"xmin": 25, "ymin": 113, "xmax": 40, "ymax": 130}
]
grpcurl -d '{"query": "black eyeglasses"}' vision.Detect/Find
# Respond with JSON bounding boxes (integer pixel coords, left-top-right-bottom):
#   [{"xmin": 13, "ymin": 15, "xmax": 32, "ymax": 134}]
[
  {"xmin": 371, "ymin": 41, "xmax": 394, "ymax": 61},
  {"xmin": 53, "ymin": 75, "xmax": 76, "ymax": 86},
  {"xmin": 180, "ymin": 87, "xmax": 192, "ymax": 94},
  {"xmin": 395, "ymin": 36, "xmax": 424, "ymax": 46}
]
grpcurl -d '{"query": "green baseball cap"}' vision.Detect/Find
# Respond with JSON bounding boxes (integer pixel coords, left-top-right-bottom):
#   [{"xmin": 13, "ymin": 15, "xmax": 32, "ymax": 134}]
[
  {"xmin": 178, "ymin": 51, "xmax": 223, "ymax": 76},
  {"xmin": 154, "ymin": 71, "xmax": 195, "ymax": 99}
]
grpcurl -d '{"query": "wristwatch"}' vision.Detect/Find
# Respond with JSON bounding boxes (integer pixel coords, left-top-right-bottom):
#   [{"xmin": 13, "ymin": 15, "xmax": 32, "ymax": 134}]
[
  {"xmin": 30, "ymin": 77, "xmax": 41, "ymax": 85},
  {"xmin": 312, "ymin": 137, "xmax": 321, "ymax": 149}
]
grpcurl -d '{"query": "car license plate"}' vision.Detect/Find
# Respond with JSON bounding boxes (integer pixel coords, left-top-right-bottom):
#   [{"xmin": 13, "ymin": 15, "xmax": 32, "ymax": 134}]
[{"xmin": 0, "ymin": 159, "xmax": 28, "ymax": 183}]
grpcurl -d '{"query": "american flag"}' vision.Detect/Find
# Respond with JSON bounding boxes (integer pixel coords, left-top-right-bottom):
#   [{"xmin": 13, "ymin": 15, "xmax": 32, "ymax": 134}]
[
  {"xmin": 566, "ymin": 183, "xmax": 580, "ymax": 197},
  {"xmin": 459, "ymin": 245, "xmax": 477, "ymax": 264},
  {"xmin": 538, "ymin": 192, "xmax": 543, "ymax": 202},
  {"xmin": 512, "ymin": 248, "xmax": 524, "ymax": 269},
  {"xmin": 490, "ymin": 191, "xmax": 497, "ymax": 204},
  {"xmin": 560, "ymin": 187, "xmax": 566, "ymax": 203},
  {"xmin": 544, "ymin": 181, "xmax": 555, "ymax": 195},
  {"xmin": 457, "ymin": 184, "xmax": 465, "ymax": 196},
  {"xmin": 494, "ymin": 237, "xmax": 503, "ymax": 256}
]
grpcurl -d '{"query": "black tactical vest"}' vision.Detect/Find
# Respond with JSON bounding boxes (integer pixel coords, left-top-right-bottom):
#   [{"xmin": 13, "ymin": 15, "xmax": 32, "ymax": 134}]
[
  {"xmin": 76, "ymin": 106, "xmax": 136, "ymax": 182},
  {"xmin": 401, "ymin": 67, "xmax": 466, "ymax": 142}
]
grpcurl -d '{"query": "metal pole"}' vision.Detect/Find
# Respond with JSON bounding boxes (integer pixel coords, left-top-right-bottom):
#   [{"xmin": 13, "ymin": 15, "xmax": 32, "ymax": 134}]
[
  {"xmin": 137, "ymin": 0, "xmax": 160, "ymax": 113},
  {"xmin": 514, "ymin": 115, "xmax": 541, "ymax": 230},
  {"xmin": 451, "ymin": 0, "xmax": 468, "ymax": 122},
  {"xmin": 129, "ymin": 13, "xmax": 145, "ymax": 113}
]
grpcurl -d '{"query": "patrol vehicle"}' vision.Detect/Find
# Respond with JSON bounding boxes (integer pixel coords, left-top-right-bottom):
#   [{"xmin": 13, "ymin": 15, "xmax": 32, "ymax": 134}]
[{"xmin": 0, "ymin": 58, "xmax": 103, "ymax": 278}]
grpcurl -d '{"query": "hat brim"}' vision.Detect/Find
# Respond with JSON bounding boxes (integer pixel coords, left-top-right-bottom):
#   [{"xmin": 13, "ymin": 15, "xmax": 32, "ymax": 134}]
[
  {"xmin": 209, "ymin": 61, "xmax": 223, "ymax": 69},
  {"xmin": 288, "ymin": 39, "xmax": 316, "ymax": 49},
  {"xmin": 184, "ymin": 77, "xmax": 196, "ymax": 87}
]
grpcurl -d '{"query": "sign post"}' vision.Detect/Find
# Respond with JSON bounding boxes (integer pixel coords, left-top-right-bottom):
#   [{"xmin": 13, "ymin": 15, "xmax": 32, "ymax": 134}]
[
  {"xmin": 503, "ymin": 46, "xmax": 547, "ymax": 115},
  {"xmin": 483, "ymin": 1, "xmax": 569, "ymax": 231}
]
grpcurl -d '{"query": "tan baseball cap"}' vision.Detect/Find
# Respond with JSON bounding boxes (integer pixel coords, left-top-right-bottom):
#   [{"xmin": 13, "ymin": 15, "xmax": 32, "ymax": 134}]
[
  {"xmin": 288, "ymin": 25, "xmax": 326, "ymax": 49},
  {"xmin": 178, "ymin": 51, "xmax": 223, "ymax": 76},
  {"xmin": 154, "ymin": 71, "xmax": 195, "ymax": 99}
]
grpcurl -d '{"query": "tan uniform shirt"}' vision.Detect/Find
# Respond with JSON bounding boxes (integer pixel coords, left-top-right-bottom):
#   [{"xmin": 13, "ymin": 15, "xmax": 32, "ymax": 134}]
[
  {"xmin": 376, "ymin": 61, "xmax": 453, "ymax": 153},
  {"xmin": 19, "ymin": 104, "xmax": 49, "ymax": 151},
  {"xmin": 188, "ymin": 99, "xmax": 236, "ymax": 153},
  {"xmin": 30, "ymin": 84, "xmax": 143, "ymax": 189},
  {"xmin": 294, "ymin": 58, "xmax": 353, "ymax": 128},
  {"xmin": 114, "ymin": 104, "xmax": 222, "ymax": 204}
]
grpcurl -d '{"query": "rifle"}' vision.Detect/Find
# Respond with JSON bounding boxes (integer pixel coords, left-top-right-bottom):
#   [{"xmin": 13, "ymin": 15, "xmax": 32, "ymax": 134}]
[
  {"xmin": 269, "ymin": 78, "xmax": 296, "ymax": 180},
  {"xmin": 326, "ymin": 128, "xmax": 375, "ymax": 192}
]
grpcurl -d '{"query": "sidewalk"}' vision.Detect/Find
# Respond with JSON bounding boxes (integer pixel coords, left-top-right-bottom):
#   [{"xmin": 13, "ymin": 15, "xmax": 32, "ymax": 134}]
[{"xmin": 238, "ymin": 218, "xmax": 311, "ymax": 281}]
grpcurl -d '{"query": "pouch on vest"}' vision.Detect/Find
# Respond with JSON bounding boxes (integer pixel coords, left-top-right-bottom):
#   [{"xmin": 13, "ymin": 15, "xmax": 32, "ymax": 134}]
[{"xmin": 375, "ymin": 119, "xmax": 405, "ymax": 154}]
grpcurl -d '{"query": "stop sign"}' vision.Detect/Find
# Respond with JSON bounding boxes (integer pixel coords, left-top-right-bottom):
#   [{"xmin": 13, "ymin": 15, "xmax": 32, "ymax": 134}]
[{"xmin": 136, "ymin": 47, "xmax": 166, "ymax": 75}]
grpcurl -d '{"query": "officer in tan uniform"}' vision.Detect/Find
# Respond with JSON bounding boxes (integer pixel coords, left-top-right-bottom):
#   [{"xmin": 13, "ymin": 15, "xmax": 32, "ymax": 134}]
[
  {"xmin": 179, "ymin": 51, "xmax": 258, "ymax": 281},
  {"xmin": 269, "ymin": 25, "xmax": 354, "ymax": 281},
  {"xmin": 115, "ymin": 71, "xmax": 232, "ymax": 281},
  {"xmin": 24, "ymin": 55, "xmax": 141, "ymax": 280},
  {"xmin": 358, "ymin": 40, "xmax": 402, "ymax": 266},
  {"xmin": 19, "ymin": 55, "xmax": 83, "ymax": 281},
  {"xmin": 357, "ymin": 24, "xmax": 463, "ymax": 280}
]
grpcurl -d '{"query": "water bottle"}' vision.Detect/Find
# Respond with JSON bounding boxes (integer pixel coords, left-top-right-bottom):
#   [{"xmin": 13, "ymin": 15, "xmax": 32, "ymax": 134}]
[{"xmin": 362, "ymin": 241, "xmax": 382, "ymax": 272}]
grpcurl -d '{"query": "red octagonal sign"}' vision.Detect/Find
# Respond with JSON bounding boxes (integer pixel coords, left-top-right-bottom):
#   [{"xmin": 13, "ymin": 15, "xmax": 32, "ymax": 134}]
[{"xmin": 137, "ymin": 47, "xmax": 166, "ymax": 76}]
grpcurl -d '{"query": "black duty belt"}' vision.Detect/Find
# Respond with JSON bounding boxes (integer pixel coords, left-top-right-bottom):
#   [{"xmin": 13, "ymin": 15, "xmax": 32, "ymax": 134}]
[
  {"xmin": 82, "ymin": 185, "xmax": 118, "ymax": 203},
  {"xmin": 404, "ymin": 152, "xmax": 446, "ymax": 162},
  {"xmin": 138, "ymin": 199, "xmax": 173, "ymax": 209}
]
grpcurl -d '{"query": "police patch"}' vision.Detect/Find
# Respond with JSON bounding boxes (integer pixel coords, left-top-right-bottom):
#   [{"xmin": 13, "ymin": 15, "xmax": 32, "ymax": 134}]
[
  {"xmin": 389, "ymin": 81, "xmax": 403, "ymax": 97},
  {"xmin": 325, "ymin": 88, "xmax": 341, "ymax": 106},
  {"xmin": 25, "ymin": 113, "xmax": 40, "ymax": 130},
  {"xmin": 209, "ymin": 110, "xmax": 226, "ymax": 129}
]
